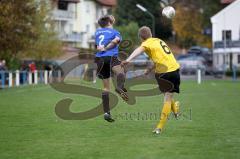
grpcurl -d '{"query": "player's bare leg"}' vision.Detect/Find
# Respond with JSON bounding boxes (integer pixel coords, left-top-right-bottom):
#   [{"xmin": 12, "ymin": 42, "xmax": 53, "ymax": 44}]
[
  {"xmin": 153, "ymin": 92, "xmax": 173, "ymax": 134},
  {"xmin": 112, "ymin": 65, "xmax": 128, "ymax": 101},
  {"xmin": 102, "ymin": 78, "xmax": 114, "ymax": 122}
]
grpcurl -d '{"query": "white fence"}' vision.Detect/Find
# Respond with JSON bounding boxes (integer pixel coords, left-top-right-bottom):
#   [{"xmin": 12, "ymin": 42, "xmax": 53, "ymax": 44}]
[
  {"xmin": 0, "ymin": 70, "xmax": 62, "ymax": 88},
  {"xmin": 0, "ymin": 68, "xmax": 215, "ymax": 89}
]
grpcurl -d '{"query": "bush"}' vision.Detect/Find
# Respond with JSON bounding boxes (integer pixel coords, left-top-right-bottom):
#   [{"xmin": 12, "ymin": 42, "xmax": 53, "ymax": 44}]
[{"xmin": 226, "ymin": 69, "xmax": 240, "ymax": 77}]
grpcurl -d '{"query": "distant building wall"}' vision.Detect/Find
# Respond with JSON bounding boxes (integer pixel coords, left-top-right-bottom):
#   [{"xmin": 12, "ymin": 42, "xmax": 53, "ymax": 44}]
[
  {"xmin": 51, "ymin": 0, "xmax": 116, "ymax": 49},
  {"xmin": 211, "ymin": 0, "xmax": 240, "ymax": 68}
]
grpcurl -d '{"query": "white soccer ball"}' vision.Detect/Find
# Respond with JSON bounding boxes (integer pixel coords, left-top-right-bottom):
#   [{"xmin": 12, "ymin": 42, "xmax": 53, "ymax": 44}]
[{"xmin": 162, "ymin": 6, "xmax": 176, "ymax": 19}]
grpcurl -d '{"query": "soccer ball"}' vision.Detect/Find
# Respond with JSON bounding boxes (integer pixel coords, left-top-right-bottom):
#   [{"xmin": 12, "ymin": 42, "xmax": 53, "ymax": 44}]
[{"xmin": 162, "ymin": 6, "xmax": 176, "ymax": 19}]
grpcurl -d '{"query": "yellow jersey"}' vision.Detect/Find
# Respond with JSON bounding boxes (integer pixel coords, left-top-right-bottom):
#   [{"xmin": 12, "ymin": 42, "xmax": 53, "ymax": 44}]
[{"xmin": 141, "ymin": 38, "xmax": 180, "ymax": 74}]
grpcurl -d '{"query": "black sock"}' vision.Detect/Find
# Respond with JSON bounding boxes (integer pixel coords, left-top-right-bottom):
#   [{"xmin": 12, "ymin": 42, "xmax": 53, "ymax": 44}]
[
  {"xmin": 116, "ymin": 73, "xmax": 125, "ymax": 89},
  {"xmin": 102, "ymin": 92, "xmax": 110, "ymax": 114}
]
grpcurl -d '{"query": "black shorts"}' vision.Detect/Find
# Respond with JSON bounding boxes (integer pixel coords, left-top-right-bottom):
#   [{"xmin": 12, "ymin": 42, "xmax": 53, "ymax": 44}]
[
  {"xmin": 155, "ymin": 69, "xmax": 181, "ymax": 93},
  {"xmin": 95, "ymin": 56, "xmax": 121, "ymax": 79}
]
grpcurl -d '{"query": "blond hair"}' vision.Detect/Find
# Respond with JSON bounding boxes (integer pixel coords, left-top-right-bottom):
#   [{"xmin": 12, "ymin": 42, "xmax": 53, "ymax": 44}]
[{"xmin": 138, "ymin": 26, "xmax": 152, "ymax": 40}]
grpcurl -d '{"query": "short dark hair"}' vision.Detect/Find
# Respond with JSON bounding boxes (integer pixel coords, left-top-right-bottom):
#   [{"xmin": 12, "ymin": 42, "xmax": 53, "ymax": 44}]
[
  {"xmin": 98, "ymin": 15, "xmax": 115, "ymax": 28},
  {"xmin": 138, "ymin": 26, "xmax": 152, "ymax": 40}
]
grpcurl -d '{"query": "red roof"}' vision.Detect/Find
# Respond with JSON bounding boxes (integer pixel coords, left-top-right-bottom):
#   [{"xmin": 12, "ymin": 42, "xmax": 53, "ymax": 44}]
[
  {"xmin": 221, "ymin": 0, "xmax": 235, "ymax": 4},
  {"xmin": 96, "ymin": 0, "xmax": 117, "ymax": 6},
  {"xmin": 56, "ymin": 0, "xmax": 80, "ymax": 3}
]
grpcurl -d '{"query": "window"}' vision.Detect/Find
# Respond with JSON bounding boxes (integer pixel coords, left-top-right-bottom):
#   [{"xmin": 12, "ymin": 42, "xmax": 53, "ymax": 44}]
[
  {"xmin": 58, "ymin": 1, "xmax": 68, "ymax": 10},
  {"xmin": 86, "ymin": 24, "xmax": 90, "ymax": 32},
  {"xmin": 222, "ymin": 30, "xmax": 232, "ymax": 41},
  {"xmin": 86, "ymin": 4, "xmax": 90, "ymax": 13},
  {"xmin": 227, "ymin": 54, "xmax": 229, "ymax": 64},
  {"xmin": 224, "ymin": 54, "xmax": 229, "ymax": 65},
  {"xmin": 69, "ymin": 24, "xmax": 73, "ymax": 33},
  {"xmin": 238, "ymin": 54, "xmax": 240, "ymax": 64}
]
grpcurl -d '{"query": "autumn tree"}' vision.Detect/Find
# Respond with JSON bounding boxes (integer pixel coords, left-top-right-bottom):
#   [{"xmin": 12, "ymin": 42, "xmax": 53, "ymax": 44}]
[
  {"xmin": 115, "ymin": 0, "xmax": 223, "ymax": 49},
  {"xmin": 0, "ymin": 0, "xmax": 62, "ymax": 69},
  {"xmin": 171, "ymin": 0, "xmax": 224, "ymax": 49},
  {"xmin": 23, "ymin": 0, "xmax": 62, "ymax": 60},
  {"xmin": 172, "ymin": 3, "xmax": 211, "ymax": 48}
]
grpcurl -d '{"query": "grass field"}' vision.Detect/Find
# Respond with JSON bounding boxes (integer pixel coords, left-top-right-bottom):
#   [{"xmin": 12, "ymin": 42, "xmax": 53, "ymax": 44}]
[{"xmin": 0, "ymin": 80, "xmax": 240, "ymax": 159}]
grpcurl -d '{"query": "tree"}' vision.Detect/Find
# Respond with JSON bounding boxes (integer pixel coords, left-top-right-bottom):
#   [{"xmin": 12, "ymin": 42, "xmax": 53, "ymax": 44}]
[
  {"xmin": 171, "ymin": 0, "xmax": 224, "ymax": 49},
  {"xmin": 172, "ymin": 4, "xmax": 201, "ymax": 48},
  {"xmin": 172, "ymin": 2, "xmax": 215, "ymax": 48},
  {"xmin": 0, "ymin": 0, "xmax": 37, "ymax": 58},
  {"xmin": 0, "ymin": 0, "xmax": 62, "ymax": 68},
  {"xmin": 115, "ymin": 0, "xmax": 224, "ymax": 49},
  {"xmin": 116, "ymin": 22, "xmax": 139, "ymax": 45},
  {"xmin": 114, "ymin": 0, "xmax": 172, "ymax": 39},
  {"xmin": 201, "ymin": 0, "xmax": 224, "ymax": 27},
  {"xmin": 23, "ymin": 0, "xmax": 62, "ymax": 60}
]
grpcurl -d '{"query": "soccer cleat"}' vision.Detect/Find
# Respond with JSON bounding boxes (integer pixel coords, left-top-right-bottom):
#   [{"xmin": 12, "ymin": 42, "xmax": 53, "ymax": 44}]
[
  {"xmin": 122, "ymin": 87, "xmax": 127, "ymax": 92},
  {"xmin": 115, "ymin": 88, "xmax": 129, "ymax": 101},
  {"xmin": 174, "ymin": 112, "xmax": 181, "ymax": 119},
  {"xmin": 152, "ymin": 128, "xmax": 161, "ymax": 134},
  {"xmin": 104, "ymin": 113, "xmax": 115, "ymax": 122}
]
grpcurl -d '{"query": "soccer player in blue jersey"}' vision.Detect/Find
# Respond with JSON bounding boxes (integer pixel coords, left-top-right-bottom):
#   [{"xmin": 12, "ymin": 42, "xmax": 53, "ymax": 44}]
[{"xmin": 95, "ymin": 15, "xmax": 128, "ymax": 122}]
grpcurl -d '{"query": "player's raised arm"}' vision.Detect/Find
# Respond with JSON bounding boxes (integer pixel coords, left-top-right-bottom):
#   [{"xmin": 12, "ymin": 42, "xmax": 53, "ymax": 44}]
[{"xmin": 121, "ymin": 46, "xmax": 145, "ymax": 66}]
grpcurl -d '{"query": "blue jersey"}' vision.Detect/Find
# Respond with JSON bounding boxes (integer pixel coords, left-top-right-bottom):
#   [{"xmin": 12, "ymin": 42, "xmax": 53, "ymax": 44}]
[{"xmin": 95, "ymin": 28, "xmax": 121, "ymax": 57}]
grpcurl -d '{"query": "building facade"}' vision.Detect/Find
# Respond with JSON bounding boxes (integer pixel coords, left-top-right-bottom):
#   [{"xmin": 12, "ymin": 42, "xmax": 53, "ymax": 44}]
[
  {"xmin": 51, "ymin": 0, "xmax": 116, "ymax": 49},
  {"xmin": 211, "ymin": 0, "xmax": 240, "ymax": 69}
]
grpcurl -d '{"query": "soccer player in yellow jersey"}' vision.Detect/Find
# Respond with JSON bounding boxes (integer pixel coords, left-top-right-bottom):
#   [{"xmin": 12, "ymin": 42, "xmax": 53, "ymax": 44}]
[{"xmin": 121, "ymin": 26, "xmax": 181, "ymax": 134}]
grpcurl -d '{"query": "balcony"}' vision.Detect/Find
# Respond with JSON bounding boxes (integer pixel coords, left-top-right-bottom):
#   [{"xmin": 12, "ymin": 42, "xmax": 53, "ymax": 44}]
[
  {"xmin": 214, "ymin": 40, "xmax": 240, "ymax": 49},
  {"xmin": 52, "ymin": 10, "xmax": 75, "ymax": 21},
  {"xmin": 59, "ymin": 33, "xmax": 82, "ymax": 42}
]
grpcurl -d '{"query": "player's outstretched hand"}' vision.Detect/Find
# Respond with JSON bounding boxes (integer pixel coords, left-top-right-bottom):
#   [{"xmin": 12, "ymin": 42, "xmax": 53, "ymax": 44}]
[
  {"xmin": 121, "ymin": 61, "xmax": 129, "ymax": 67},
  {"xmin": 144, "ymin": 69, "xmax": 151, "ymax": 76}
]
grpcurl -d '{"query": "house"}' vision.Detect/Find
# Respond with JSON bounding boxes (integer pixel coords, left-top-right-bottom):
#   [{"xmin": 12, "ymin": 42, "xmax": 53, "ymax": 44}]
[
  {"xmin": 75, "ymin": 0, "xmax": 116, "ymax": 48},
  {"xmin": 51, "ymin": 0, "xmax": 116, "ymax": 49},
  {"xmin": 211, "ymin": 0, "xmax": 240, "ymax": 69},
  {"xmin": 51, "ymin": 0, "xmax": 80, "ymax": 46}
]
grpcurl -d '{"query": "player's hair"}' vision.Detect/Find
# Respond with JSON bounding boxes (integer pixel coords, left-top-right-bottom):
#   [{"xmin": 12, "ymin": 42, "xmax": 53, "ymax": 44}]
[
  {"xmin": 98, "ymin": 15, "xmax": 115, "ymax": 28},
  {"xmin": 138, "ymin": 26, "xmax": 152, "ymax": 40}
]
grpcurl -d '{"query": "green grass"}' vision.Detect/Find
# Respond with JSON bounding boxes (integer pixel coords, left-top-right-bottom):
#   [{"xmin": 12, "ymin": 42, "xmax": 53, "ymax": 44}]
[{"xmin": 0, "ymin": 80, "xmax": 240, "ymax": 159}]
